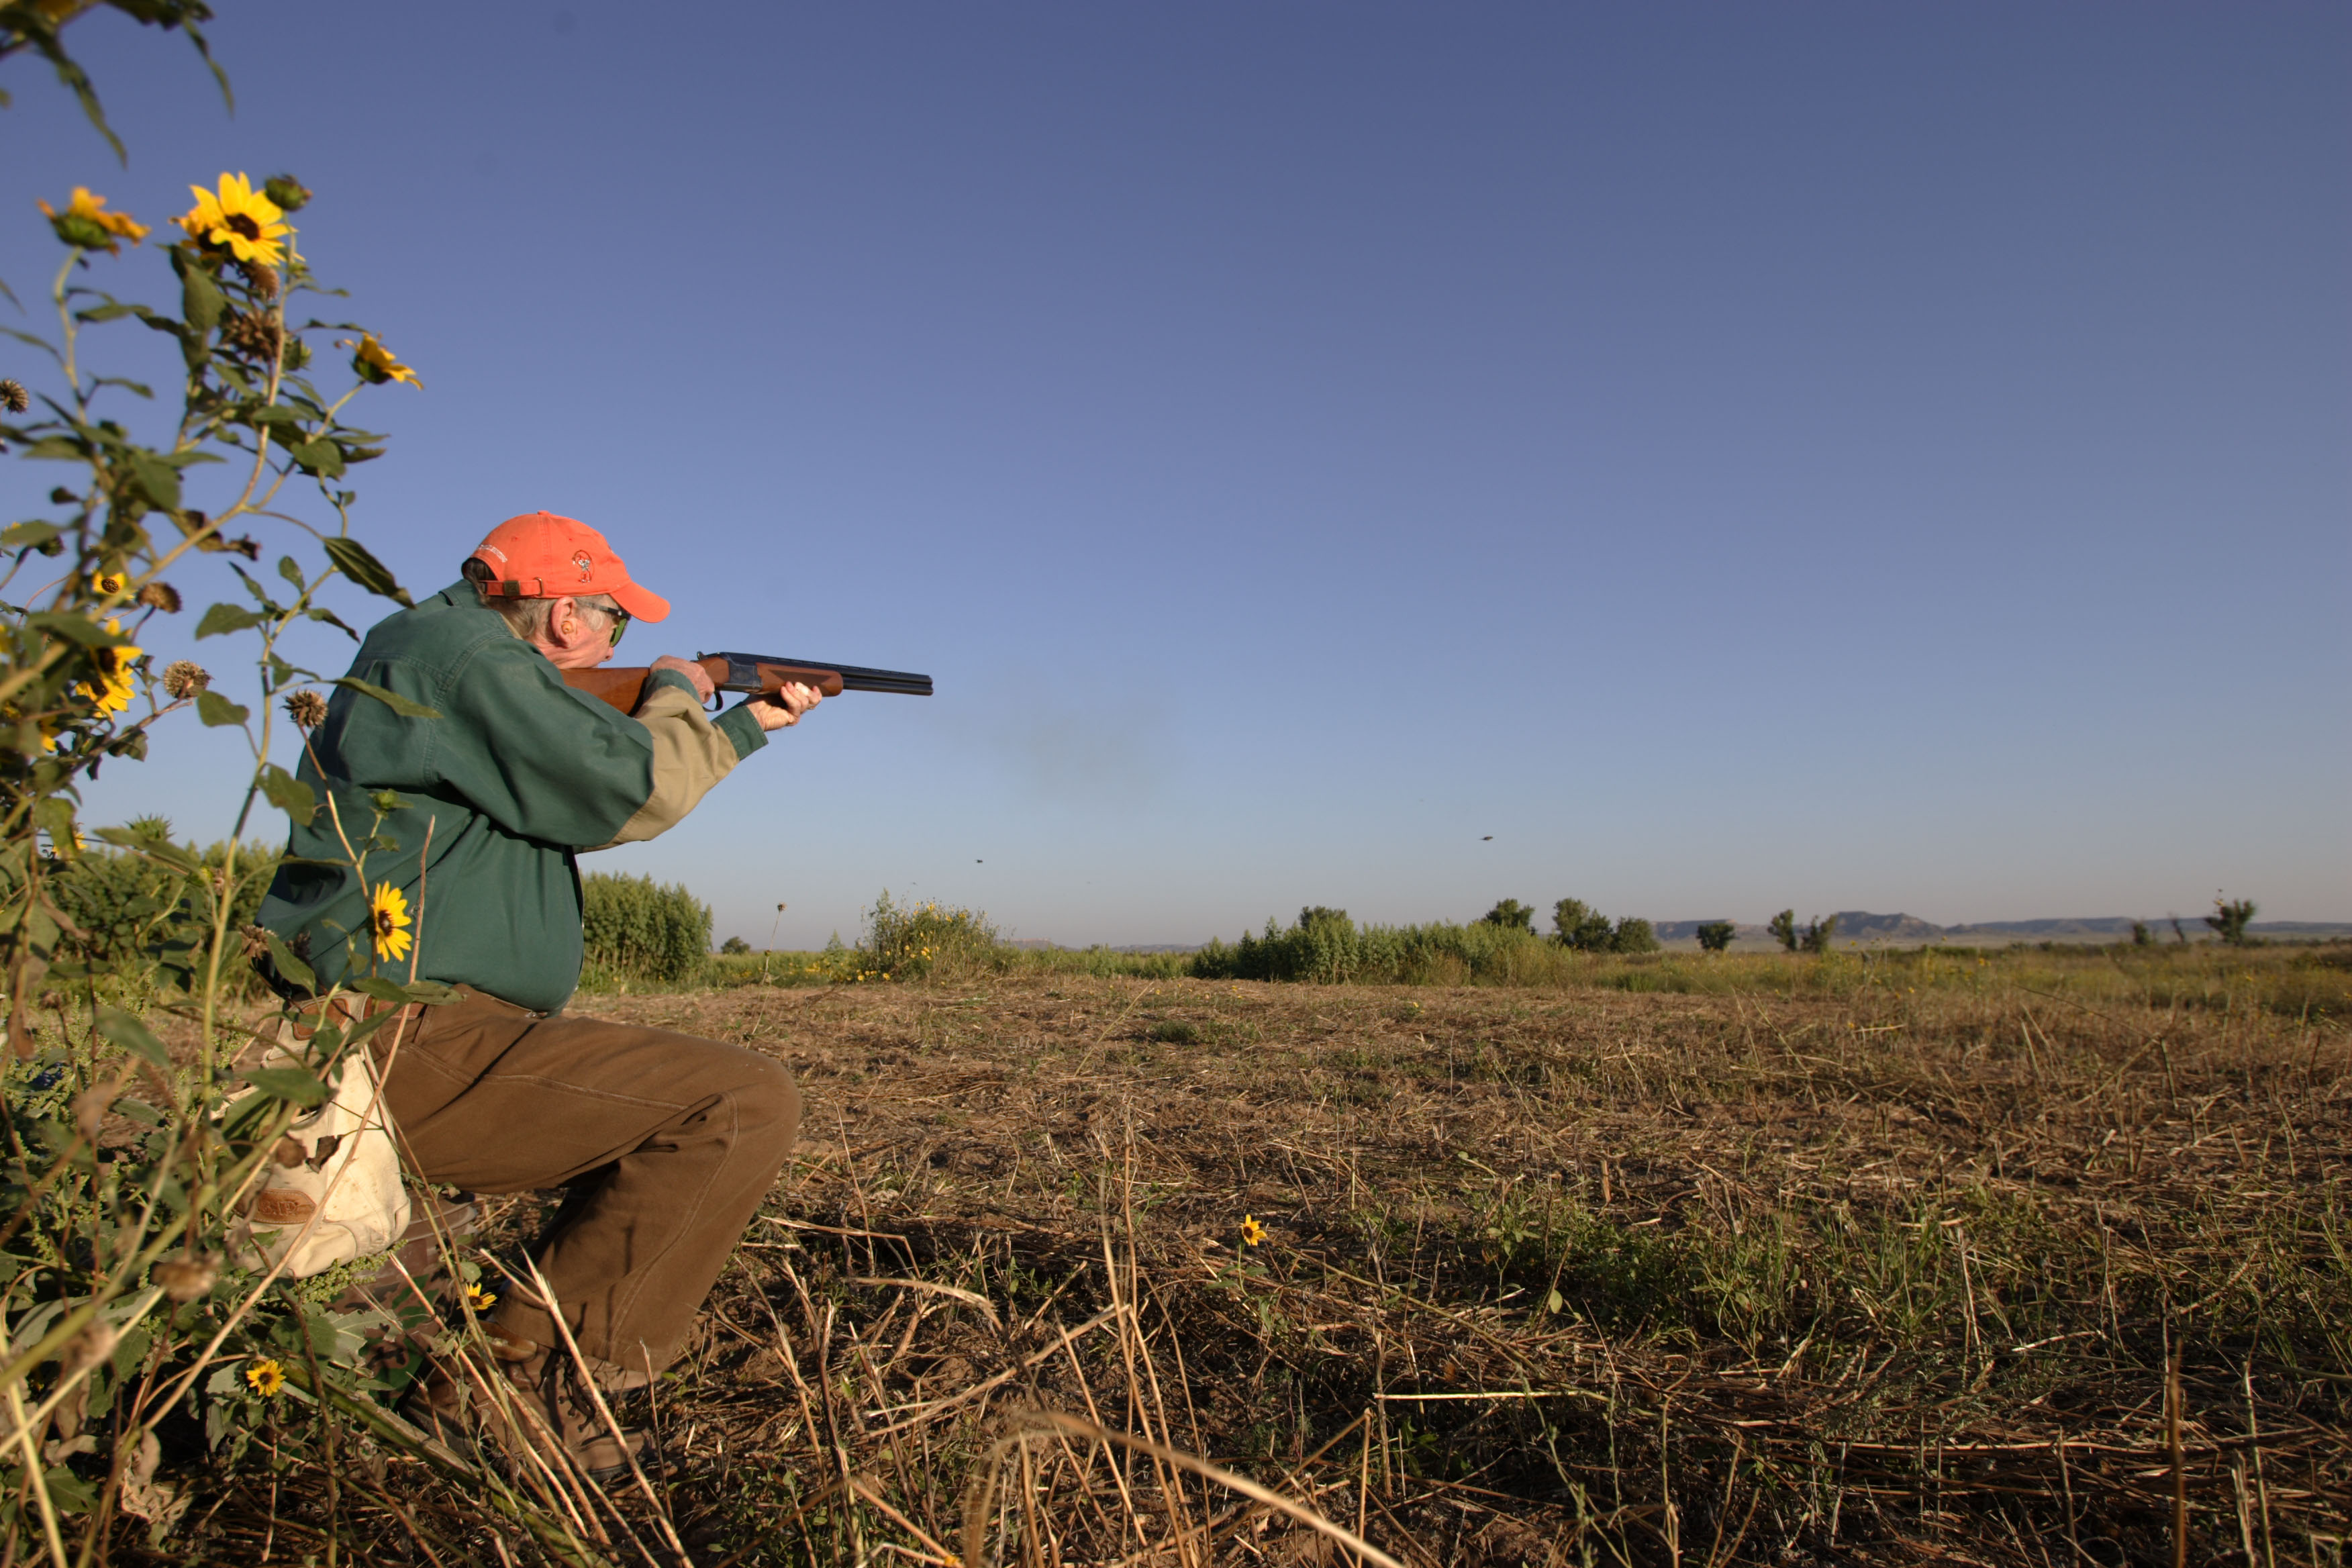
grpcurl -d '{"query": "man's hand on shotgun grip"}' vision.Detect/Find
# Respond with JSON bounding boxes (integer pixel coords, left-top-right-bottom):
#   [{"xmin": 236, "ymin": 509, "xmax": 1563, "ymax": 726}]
[
  {"xmin": 748, "ymin": 681, "xmax": 822, "ymax": 732},
  {"xmin": 650, "ymin": 654, "xmax": 716, "ymax": 703}
]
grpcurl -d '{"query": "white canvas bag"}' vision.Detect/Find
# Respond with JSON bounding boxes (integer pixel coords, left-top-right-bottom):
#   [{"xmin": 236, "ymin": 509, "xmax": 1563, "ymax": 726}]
[{"xmin": 230, "ymin": 1014, "xmax": 413, "ymax": 1278}]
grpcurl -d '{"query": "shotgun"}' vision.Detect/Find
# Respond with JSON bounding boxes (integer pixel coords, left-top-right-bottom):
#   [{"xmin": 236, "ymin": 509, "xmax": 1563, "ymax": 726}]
[{"xmin": 562, "ymin": 651, "xmax": 934, "ymax": 715}]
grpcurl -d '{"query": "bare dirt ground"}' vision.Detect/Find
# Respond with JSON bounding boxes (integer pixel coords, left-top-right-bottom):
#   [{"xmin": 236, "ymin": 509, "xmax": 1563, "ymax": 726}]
[{"xmin": 458, "ymin": 965, "xmax": 2352, "ymax": 1568}]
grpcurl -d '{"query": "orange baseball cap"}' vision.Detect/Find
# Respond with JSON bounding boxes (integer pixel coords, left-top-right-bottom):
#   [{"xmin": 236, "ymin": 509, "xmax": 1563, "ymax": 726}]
[{"xmin": 465, "ymin": 511, "xmax": 671, "ymax": 622}]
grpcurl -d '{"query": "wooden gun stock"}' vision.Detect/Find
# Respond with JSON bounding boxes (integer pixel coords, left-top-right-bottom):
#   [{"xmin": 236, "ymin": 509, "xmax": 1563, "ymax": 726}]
[{"xmin": 561, "ymin": 651, "xmax": 931, "ymax": 715}]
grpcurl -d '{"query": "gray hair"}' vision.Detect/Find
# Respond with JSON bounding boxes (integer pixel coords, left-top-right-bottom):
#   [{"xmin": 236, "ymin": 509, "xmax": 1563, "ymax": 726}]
[{"xmin": 464, "ymin": 558, "xmax": 620, "ymax": 640}]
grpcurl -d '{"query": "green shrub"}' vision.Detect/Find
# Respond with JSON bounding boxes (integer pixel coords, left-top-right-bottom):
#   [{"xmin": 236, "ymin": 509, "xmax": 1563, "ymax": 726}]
[
  {"xmin": 1479, "ymin": 899, "xmax": 1536, "ymax": 933},
  {"xmin": 1552, "ymin": 898, "xmax": 1616, "ymax": 951},
  {"xmin": 860, "ymin": 889, "xmax": 1001, "ymax": 980},
  {"xmin": 581, "ymin": 872, "xmax": 713, "ymax": 985},
  {"xmin": 1768, "ymin": 910, "xmax": 1799, "ymax": 952},
  {"xmin": 720, "ymin": 935, "xmax": 750, "ymax": 955},
  {"xmin": 1695, "ymin": 920, "xmax": 1736, "ymax": 952},
  {"xmin": 2205, "ymin": 897, "xmax": 2257, "ymax": 946},
  {"xmin": 46, "ymin": 816, "xmax": 279, "ymax": 994},
  {"xmin": 1611, "ymin": 916, "xmax": 1659, "ymax": 954},
  {"xmin": 1192, "ymin": 907, "xmax": 1570, "ymax": 985},
  {"xmin": 1802, "ymin": 914, "xmax": 1839, "ymax": 954}
]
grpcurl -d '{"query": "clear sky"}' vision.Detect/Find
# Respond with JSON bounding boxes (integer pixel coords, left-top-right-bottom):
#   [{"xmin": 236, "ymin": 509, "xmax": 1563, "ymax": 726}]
[{"xmin": 5, "ymin": 3, "xmax": 2345, "ymax": 947}]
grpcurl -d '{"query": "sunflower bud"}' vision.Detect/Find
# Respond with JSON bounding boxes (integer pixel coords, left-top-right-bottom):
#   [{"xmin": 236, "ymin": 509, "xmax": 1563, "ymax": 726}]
[
  {"xmin": 48, "ymin": 211, "xmax": 109, "ymax": 251},
  {"xmin": 284, "ymin": 689, "xmax": 329, "ymax": 730},
  {"xmin": 48, "ymin": 488, "xmax": 77, "ymax": 506},
  {"xmin": 154, "ymin": 1255, "xmax": 218, "ymax": 1304},
  {"xmin": 238, "ymin": 261, "xmax": 280, "ymax": 301},
  {"xmin": 160, "ymin": 660, "xmax": 209, "ymax": 699},
  {"xmin": 0, "ymin": 379, "xmax": 27, "ymax": 415},
  {"xmin": 262, "ymin": 175, "xmax": 311, "ymax": 213},
  {"xmin": 136, "ymin": 582, "xmax": 183, "ymax": 613},
  {"xmin": 240, "ymin": 922, "xmax": 272, "ymax": 961}
]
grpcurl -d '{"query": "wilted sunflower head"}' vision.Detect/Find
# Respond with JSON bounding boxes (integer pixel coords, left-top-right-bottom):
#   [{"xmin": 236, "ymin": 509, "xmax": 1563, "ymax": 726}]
[
  {"xmin": 155, "ymin": 1255, "xmax": 219, "ymax": 1304},
  {"xmin": 0, "ymin": 378, "xmax": 27, "ymax": 415},
  {"xmin": 137, "ymin": 582, "xmax": 183, "ymax": 613},
  {"xmin": 160, "ymin": 660, "xmax": 209, "ymax": 699},
  {"xmin": 284, "ymin": 689, "xmax": 329, "ymax": 729}
]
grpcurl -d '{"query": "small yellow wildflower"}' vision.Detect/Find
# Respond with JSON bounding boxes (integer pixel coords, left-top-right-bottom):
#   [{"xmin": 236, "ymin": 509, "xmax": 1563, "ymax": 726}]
[
  {"xmin": 39, "ymin": 187, "xmax": 150, "ymax": 253},
  {"xmin": 178, "ymin": 173, "xmax": 292, "ymax": 267},
  {"xmin": 246, "ymin": 1359, "xmax": 285, "ymax": 1398},
  {"xmin": 80, "ymin": 620, "xmax": 140, "ymax": 719},
  {"xmin": 342, "ymin": 333, "xmax": 422, "ymax": 388},
  {"xmin": 465, "ymin": 1282, "xmax": 498, "ymax": 1313},
  {"xmin": 368, "ymin": 882, "xmax": 413, "ymax": 963},
  {"xmin": 1239, "ymin": 1214, "xmax": 1267, "ymax": 1247},
  {"xmin": 89, "ymin": 570, "xmax": 126, "ymax": 597}
]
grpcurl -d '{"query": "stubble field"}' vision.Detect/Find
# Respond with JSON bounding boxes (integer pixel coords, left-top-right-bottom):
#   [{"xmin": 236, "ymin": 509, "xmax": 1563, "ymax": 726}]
[{"xmin": 456, "ymin": 948, "xmax": 2352, "ymax": 1567}]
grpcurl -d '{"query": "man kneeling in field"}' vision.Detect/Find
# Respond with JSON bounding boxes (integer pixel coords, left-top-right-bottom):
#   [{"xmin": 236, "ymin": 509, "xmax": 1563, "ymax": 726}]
[{"xmin": 258, "ymin": 511, "xmax": 819, "ymax": 1477}]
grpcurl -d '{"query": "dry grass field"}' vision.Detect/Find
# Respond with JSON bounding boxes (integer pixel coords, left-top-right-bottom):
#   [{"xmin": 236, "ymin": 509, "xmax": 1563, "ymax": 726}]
[{"xmin": 187, "ymin": 947, "xmax": 2351, "ymax": 1567}]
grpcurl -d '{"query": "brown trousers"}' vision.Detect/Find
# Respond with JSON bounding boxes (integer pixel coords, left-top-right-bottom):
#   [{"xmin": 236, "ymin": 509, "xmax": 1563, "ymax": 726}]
[{"xmin": 378, "ymin": 985, "xmax": 799, "ymax": 1375}]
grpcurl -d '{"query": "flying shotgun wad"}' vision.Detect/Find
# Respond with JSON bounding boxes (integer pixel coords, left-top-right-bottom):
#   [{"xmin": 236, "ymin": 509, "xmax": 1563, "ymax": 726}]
[{"xmin": 563, "ymin": 651, "xmax": 934, "ymax": 714}]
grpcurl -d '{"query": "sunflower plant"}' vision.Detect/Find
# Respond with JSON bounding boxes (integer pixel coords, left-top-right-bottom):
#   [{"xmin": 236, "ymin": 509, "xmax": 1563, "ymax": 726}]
[{"xmin": 0, "ymin": 162, "xmax": 491, "ymax": 1555}]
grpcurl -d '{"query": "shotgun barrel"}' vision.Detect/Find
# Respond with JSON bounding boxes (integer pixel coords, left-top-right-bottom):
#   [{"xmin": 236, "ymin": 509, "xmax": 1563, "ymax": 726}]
[{"xmin": 701, "ymin": 652, "xmax": 934, "ymax": 697}]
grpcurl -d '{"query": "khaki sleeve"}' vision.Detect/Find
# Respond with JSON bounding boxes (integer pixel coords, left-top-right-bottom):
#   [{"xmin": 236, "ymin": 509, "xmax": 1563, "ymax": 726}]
[{"xmin": 589, "ymin": 677, "xmax": 742, "ymax": 848}]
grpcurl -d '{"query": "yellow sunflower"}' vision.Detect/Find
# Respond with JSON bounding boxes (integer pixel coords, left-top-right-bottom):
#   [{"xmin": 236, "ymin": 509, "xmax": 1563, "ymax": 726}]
[
  {"xmin": 246, "ymin": 1359, "xmax": 285, "ymax": 1398},
  {"xmin": 79, "ymin": 620, "xmax": 140, "ymax": 720},
  {"xmin": 177, "ymin": 173, "xmax": 292, "ymax": 268},
  {"xmin": 89, "ymin": 570, "xmax": 127, "ymax": 597},
  {"xmin": 39, "ymin": 187, "xmax": 150, "ymax": 254},
  {"xmin": 1239, "ymin": 1214, "xmax": 1267, "ymax": 1248},
  {"xmin": 368, "ymin": 882, "xmax": 413, "ymax": 964},
  {"xmin": 465, "ymin": 1282, "xmax": 498, "ymax": 1313},
  {"xmin": 342, "ymin": 333, "xmax": 422, "ymax": 389}
]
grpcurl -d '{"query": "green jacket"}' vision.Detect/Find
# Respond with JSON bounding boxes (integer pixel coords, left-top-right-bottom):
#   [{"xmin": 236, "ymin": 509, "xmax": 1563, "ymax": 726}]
[{"xmin": 256, "ymin": 579, "xmax": 765, "ymax": 1012}]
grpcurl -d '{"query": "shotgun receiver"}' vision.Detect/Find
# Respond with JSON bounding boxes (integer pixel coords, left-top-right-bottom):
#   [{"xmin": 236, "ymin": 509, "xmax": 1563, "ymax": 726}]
[{"xmin": 562, "ymin": 651, "xmax": 934, "ymax": 715}]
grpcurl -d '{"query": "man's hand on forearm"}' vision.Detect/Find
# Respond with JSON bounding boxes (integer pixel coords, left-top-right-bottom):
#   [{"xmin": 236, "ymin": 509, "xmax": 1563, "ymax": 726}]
[{"xmin": 748, "ymin": 681, "xmax": 822, "ymax": 732}]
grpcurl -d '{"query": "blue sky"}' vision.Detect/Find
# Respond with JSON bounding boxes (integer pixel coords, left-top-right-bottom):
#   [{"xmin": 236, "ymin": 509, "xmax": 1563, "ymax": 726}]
[{"xmin": 5, "ymin": 3, "xmax": 2345, "ymax": 946}]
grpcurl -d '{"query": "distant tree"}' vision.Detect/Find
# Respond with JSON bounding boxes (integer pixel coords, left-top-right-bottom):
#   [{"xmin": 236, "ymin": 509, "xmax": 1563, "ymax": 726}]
[
  {"xmin": 1479, "ymin": 899, "xmax": 1536, "ymax": 933},
  {"xmin": 1299, "ymin": 905, "xmax": 1351, "ymax": 928},
  {"xmin": 720, "ymin": 935, "xmax": 751, "ymax": 955},
  {"xmin": 2168, "ymin": 915, "xmax": 2188, "ymax": 944},
  {"xmin": 1551, "ymin": 898, "xmax": 1616, "ymax": 951},
  {"xmin": 2130, "ymin": 921, "xmax": 2151, "ymax": 947},
  {"xmin": 1801, "ymin": 914, "xmax": 1839, "ymax": 954},
  {"xmin": 1611, "ymin": 917, "xmax": 1659, "ymax": 954},
  {"xmin": 1695, "ymin": 920, "xmax": 1736, "ymax": 953},
  {"xmin": 1768, "ymin": 910, "xmax": 1799, "ymax": 952},
  {"xmin": 2204, "ymin": 897, "xmax": 2257, "ymax": 946}
]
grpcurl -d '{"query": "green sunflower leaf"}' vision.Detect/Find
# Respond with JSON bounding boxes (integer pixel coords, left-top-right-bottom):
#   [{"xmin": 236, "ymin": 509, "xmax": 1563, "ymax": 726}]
[
  {"xmin": 194, "ymin": 602, "xmax": 262, "ymax": 638},
  {"xmin": 322, "ymin": 536, "xmax": 409, "ymax": 606},
  {"xmin": 330, "ymin": 677, "xmax": 437, "ymax": 720},
  {"xmin": 259, "ymin": 763, "xmax": 315, "ymax": 824},
  {"xmin": 195, "ymin": 691, "xmax": 249, "ymax": 728}
]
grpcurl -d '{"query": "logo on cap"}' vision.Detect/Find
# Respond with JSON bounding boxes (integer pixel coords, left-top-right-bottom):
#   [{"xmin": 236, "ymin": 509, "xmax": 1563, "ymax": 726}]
[{"xmin": 572, "ymin": 550, "xmax": 593, "ymax": 582}]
